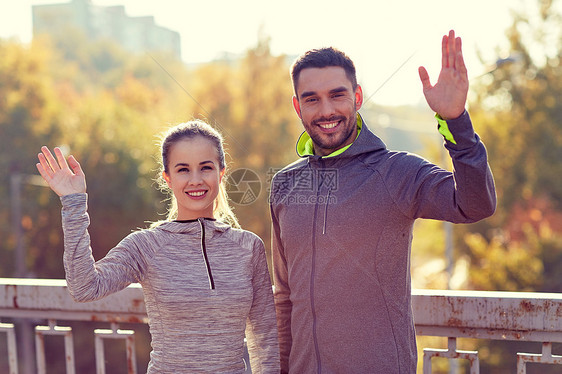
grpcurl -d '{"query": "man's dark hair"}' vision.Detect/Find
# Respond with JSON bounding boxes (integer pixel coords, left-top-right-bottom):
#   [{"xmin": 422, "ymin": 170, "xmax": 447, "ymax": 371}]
[{"xmin": 291, "ymin": 47, "xmax": 357, "ymax": 98}]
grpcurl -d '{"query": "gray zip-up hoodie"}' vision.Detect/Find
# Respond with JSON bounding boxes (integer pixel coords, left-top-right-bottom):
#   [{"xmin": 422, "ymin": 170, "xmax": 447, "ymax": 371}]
[
  {"xmin": 270, "ymin": 112, "xmax": 496, "ymax": 373},
  {"xmin": 61, "ymin": 193, "xmax": 279, "ymax": 373}
]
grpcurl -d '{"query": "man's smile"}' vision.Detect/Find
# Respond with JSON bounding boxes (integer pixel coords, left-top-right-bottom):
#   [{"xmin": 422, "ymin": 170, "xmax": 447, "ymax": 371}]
[{"xmin": 319, "ymin": 121, "xmax": 339, "ymax": 130}]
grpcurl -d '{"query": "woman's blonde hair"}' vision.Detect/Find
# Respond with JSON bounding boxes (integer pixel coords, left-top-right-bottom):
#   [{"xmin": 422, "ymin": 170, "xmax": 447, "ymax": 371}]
[{"xmin": 154, "ymin": 120, "xmax": 239, "ymax": 228}]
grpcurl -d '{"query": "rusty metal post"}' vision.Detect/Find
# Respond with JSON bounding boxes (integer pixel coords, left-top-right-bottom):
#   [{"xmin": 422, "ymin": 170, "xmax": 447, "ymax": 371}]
[
  {"xmin": 423, "ymin": 337, "xmax": 479, "ymax": 374},
  {"xmin": 10, "ymin": 173, "xmax": 37, "ymax": 374},
  {"xmin": 16, "ymin": 320, "xmax": 35, "ymax": 374},
  {"xmin": 35, "ymin": 320, "xmax": 75, "ymax": 374},
  {"xmin": 10, "ymin": 174, "xmax": 25, "ymax": 278},
  {"xmin": 0, "ymin": 323, "xmax": 18, "ymax": 374},
  {"xmin": 423, "ymin": 349, "xmax": 433, "ymax": 374},
  {"xmin": 35, "ymin": 329, "xmax": 45, "ymax": 374},
  {"xmin": 64, "ymin": 326, "xmax": 75, "ymax": 374},
  {"xmin": 517, "ymin": 342, "xmax": 562, "ymax": 373},
  {"xmin": 94, "ymin": 323, "xmax": 137, "ymax": 374},
  {"xmin": 94, "ymin": 331, "xmax": 105, "ymax": 374}
]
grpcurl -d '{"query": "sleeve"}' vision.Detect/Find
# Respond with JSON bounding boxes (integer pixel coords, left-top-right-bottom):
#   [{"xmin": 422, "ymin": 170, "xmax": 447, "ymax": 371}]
[
  {"xmin": 244, "ymin": 235, "xmax": 280, "ymax": 373},
  {"xmin": 269, "ymin": 183, "xmax": 292, "ymax": 374},
  {"xmin": 442, "ymin": 110, "xmax": 497, "ymax": 221},
  {"xmin": 391, "ymin": 111, "xmax": 496, "ymax": 223},
  {"xmin": 61, "ymin": 193, "xmax": 147, "ymax": 302}
]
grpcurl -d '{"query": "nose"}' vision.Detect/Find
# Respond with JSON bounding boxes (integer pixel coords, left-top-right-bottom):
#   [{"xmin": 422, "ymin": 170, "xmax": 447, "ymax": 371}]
[
  {"xmin": 188, "ymin": 170, "xmax": 203, "ymax": 185},
  {"xmin": 318, "ymin": 98, "xmax": 336, "ymax": 119}
]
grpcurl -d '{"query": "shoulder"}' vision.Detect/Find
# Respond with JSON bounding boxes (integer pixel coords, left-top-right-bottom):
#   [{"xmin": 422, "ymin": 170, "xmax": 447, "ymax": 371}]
[
  {"xmin": 120, "ymin": 226, "xmax": 172, "ymax": 251},
  {"xmin": 269, "ymin": 159, "xmax": 310, "ymax": 204},
  {"xmin": 221, "ymin": 227, "xmax": 265, "ymax": 255},
  {"xmin": 359, "ymin": 148, "xmax": 430, "ymax": 174},
  {"xmin": 271, "ymin": 159, "xmax": 308, "ymax": 183}
]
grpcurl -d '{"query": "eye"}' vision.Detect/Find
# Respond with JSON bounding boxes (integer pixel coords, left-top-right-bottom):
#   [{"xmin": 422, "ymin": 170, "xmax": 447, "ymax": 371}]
[
  {"xmin": 202, "ymin": 165, "xmax": 214, "ymax": 171},
  {"xmin": 178, "ymin": 167, "xmax": 189, "ymax": 173},
  {"xmin": 304, "ymin": 97, "xmax": 318, "ymax": 103}
]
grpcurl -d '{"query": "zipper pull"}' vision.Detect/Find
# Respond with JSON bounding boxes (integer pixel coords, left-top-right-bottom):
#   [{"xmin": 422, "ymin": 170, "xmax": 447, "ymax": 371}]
[{"xmin": 322, "ymin": 188, "xmax": 331, "ymax": 235}]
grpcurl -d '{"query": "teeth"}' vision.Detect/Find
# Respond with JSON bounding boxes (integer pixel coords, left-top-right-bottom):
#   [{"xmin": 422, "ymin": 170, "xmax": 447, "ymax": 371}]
[
  {"xmin": 320, "ymin": 122, "xmax": 338, "ymax": 129},
  {"xmin": 187, "ymin": 191, "xmax": 206, "ymax": 197}
]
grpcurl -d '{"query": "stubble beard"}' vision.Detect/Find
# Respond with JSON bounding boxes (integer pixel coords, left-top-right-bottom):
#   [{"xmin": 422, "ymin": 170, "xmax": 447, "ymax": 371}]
[{"xmin": 305, "ymin": 112, "xmax": 357, "ymax": 155}]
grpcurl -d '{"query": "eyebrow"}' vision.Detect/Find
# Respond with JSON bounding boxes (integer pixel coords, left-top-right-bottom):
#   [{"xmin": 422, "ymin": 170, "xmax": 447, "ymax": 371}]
[
  {"xmin": 174, "ymin": 160, "xmax": 215, "ymax": 168},
  {"xmin": 300, "ymin": 86, "xmax": 349, "ymax": 99}
]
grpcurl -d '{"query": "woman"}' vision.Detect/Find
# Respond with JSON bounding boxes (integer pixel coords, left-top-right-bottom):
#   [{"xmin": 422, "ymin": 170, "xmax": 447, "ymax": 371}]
[{"xmin": 36, "ymin": 120, "xmax": 279, "ymax": 373}]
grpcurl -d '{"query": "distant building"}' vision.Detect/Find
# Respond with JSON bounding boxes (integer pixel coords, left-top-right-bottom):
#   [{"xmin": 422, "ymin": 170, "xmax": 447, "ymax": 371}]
[{"xmin": 32, "ymin": 0, "xmax": 181, "ymax": 59}]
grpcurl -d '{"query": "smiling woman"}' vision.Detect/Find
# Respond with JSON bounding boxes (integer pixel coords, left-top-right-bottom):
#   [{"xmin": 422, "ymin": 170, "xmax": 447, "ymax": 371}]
[
  {"xmin": 158, "ymin": 121, "xmax": 233, "ymax": 225},
  {"xmin": 35, "ymin": 119, "xmax": 280, "ymax": 373}
]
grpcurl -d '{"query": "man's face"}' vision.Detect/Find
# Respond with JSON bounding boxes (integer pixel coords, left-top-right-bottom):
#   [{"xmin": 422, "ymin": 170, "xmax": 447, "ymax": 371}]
[{"xmin": 293, "ymin": 66, "xmax": 363, "ymax": 156}]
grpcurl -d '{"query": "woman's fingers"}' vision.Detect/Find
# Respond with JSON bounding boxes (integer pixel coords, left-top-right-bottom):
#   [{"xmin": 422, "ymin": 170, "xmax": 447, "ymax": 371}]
[
  {"xmin": 38, "ymin": 146, "xmax": 76, "ymax": 181},
  {"xmin": 53, "ymin": 147, "xmax": 70, "ymax": 170},
  {"xmin": 37, "ymin": 152, "xmax": 53, "ymax": 179},
  {"xmin": 67, "ymin": 155, "xmax": 84, "ymax": 176},
  {"xmin": 40, "ymin": 146, "xmax": 60, "ymax": 172},
  {"xmin": 37, "ymin": 146, "xmax": 85, "ymax": 196},
  {"xmin": 40, "ymin": 146, "xmax": 74, "ymax": 173},
  {"xmin": 36, "ymin": 159, "xmax": 49, "ymax": 181}
]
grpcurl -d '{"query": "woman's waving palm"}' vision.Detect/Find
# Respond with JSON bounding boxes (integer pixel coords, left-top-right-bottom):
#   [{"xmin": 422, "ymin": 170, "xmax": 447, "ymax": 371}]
[{"xmin": 36, "ymin": 146, "xmax": 86, "ymax": 197}]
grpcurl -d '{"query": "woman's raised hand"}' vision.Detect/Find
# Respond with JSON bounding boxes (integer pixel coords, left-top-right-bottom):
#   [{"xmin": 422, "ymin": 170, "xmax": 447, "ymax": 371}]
[{"xmin": 36, "ymin": 146, "xmax": 86, "ymax": 197}]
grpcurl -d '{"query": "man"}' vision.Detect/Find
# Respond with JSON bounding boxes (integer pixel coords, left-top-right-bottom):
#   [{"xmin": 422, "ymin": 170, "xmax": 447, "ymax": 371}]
[{"xmin": 269, "ymin": 30, "xmax": 496, "ymax": 373}]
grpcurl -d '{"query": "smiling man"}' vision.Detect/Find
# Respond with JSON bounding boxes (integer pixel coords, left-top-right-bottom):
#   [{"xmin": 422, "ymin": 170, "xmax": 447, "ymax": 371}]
[
  {"xmin": 269, "ymin": 30, "xmax": 497, "ymax": 373},
  {"xmin": 292, "ymin": 65, "xmax": 363, "ymax": 156}
]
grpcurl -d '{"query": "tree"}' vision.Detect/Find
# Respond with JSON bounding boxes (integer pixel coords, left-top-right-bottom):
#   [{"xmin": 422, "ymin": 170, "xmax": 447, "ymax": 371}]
[
  {"xmin": 465, "ymin": 0, "xmax": 562, "ymax": 292},
  {"xmin": 0, "ymin": 39, "xmax": 64, "ymax": 277},
  {"xmin": 453, "ymin": 1, "xmax": 562, "ymax": 371},
  {"xmin": 185, "ymin": 35, "xmax": 300, "ymax": 260}
]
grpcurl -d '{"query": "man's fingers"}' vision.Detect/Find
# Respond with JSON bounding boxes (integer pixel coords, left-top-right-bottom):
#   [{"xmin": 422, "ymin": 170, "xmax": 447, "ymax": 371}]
[
  {"xmin": 447, "ymin": 30, "xmax": 456, "ymax": 69},
  {"xmin": 418, "ymin": 66, "xmax": 431, "ymax": 91},
  {"xmin": 441, "ymin": 34, "xmax": 448, "ymax": 68},
  {"xmin": 456, "ymin": 53, "xmax": 467, "ymax": 78}
]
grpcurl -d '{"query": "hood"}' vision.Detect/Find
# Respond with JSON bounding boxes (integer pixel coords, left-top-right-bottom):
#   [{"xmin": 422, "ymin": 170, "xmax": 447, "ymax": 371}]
[
  {"xmin": 296, "ymin": 113, "xmax": 387, "ymax": 159},
  {"xmin": 155, "ymin": 218, "xmax": 231, "ymax": 236}
]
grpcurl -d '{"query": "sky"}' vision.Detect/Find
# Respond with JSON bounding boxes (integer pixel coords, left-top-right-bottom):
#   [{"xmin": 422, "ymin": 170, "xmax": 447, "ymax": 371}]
[{"xmin": 0, "ymin": 0, "xmax": 526, "ymax": 106}]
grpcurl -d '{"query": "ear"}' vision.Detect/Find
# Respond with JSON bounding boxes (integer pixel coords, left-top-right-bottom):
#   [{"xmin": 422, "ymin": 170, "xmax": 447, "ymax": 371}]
[
  {"xmin": 162, "ymin": 171, "xmax": 172, "ymax": 188},
  {"xmin": 355, "ymin": 84, "xmax": 363, "ymax": 110},
  {"xmin": 219, "ymin": 168, "xmax": 225, "ymax": 183},
  {"xmin": 292, "ymin": 96, "xmax": 302, "ymax": 119}
]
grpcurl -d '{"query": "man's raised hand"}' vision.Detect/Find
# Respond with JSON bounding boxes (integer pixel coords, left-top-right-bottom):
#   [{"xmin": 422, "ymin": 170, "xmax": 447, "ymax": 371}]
[{"xmin": 418, "ymin": 29, "xmax": 468, "ymax": 120}]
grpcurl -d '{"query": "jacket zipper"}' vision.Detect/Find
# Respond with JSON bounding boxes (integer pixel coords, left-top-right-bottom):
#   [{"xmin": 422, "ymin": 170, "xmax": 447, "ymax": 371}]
[
  {"xmin": 198, "ymin": 218, "xmax": 215, "ymax": 290},
  {"xmin": 311, "ymin": 158, "xmax": 324, "ymax": 373}
]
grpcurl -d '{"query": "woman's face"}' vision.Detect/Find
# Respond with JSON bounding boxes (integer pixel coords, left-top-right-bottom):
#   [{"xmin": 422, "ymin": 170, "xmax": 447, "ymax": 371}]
[{"xmin": 163, "ymin": 136, "xmax": 224, "ymax": 221}]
